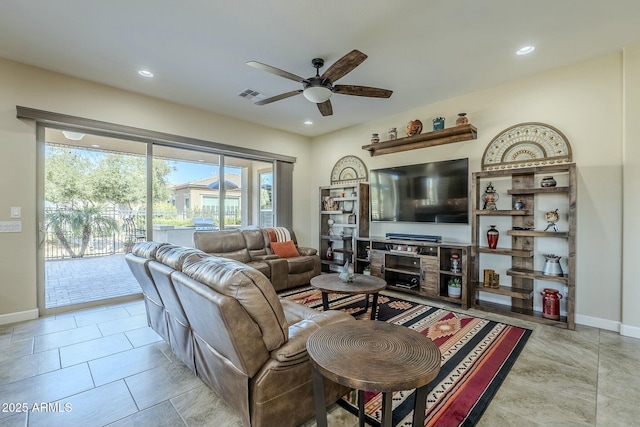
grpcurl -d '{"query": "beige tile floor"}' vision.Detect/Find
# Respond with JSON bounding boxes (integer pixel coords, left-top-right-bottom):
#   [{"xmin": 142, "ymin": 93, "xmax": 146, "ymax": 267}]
[{"xmin": 0, "ymin": 294, "xmax": 639, "ymax": 427}]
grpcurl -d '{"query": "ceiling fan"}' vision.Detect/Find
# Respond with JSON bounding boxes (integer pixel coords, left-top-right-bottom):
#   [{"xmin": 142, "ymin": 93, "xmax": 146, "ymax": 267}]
[{"xmin": 246, "ymin": 49, "xmax": 393, "ymax": 116}]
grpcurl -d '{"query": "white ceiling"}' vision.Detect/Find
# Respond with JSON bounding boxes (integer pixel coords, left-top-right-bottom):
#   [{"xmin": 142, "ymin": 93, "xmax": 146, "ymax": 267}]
[{"xmin": 2, "ymin": 1, "xmax": 640, "ymax": 138}]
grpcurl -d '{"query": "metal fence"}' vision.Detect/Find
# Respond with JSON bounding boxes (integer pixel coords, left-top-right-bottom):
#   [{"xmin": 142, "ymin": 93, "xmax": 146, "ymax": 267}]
[{"xmin": 44, "ymin": 206, "xmax": 241, "ymax": 260}]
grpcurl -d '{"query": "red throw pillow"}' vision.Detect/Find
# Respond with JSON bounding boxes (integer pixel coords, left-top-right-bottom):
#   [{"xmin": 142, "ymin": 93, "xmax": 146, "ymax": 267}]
[{"xmin": 271, "ymin": 240, "xmax": 300, "ymax": 258}]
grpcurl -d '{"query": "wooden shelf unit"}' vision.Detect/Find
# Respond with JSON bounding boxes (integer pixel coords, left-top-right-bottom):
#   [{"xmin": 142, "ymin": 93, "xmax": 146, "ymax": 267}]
[
  {"xmin": 361, "ymin": 124, "xmax": 477, "ymax": 156},
  {"xmin": 356, "ymin": 237, "xmax": 471, "ymax": 309},
  {"xmin": 319, "ymin": 183, "xmax": 369, "ymax": 274},
  {"xmin": 471, "ymin": 163, "xmax": 577, "ymax": 329}
]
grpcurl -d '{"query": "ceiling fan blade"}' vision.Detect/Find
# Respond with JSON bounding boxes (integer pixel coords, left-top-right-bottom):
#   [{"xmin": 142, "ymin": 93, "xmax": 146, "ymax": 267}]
[
  {"xmin": 246, "ymin": 61, "xmax": 306, "ymax": 83},
  {"xmin": 254, "ymin": 90, "xmax": 302, "ymax": 105},
  {"xmin": 333, "ymin": 85, "xmax": 393, "ymax": 98},
  {"xmin": 317, "ymin": 100, "xmax": 333, "ymax": 116},
  {"xmin": 320, "ymin": 50, "xmax": 368, "ymax": 83}
]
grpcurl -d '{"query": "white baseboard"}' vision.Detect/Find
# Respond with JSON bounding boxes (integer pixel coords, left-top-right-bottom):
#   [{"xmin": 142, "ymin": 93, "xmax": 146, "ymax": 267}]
[
  {"xmin": 620, "ymin": 323, "xmax": 640, "ymax": 339},
  {"xmin": 575, "ymin": 314, "xmax": 620, "ymax": 332},
  {"xmin": 0, "ymin": 308, "xmax": 39, "ymax": 326}
]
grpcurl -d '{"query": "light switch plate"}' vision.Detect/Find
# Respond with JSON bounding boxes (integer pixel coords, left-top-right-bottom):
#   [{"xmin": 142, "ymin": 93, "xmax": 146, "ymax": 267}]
[
  {"xmin": 0, "ymin": 221, "xmax": 21, "ymax": 232},
  {"xmin": 10, "ymin": 207, "xmax": 21, "ymax": 218}
]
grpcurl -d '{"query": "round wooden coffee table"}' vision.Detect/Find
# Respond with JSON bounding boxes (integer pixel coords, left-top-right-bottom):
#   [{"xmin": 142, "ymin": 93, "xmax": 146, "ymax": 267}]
[
  {"xmin": 307, "ymin": 321, "xmax": 441, "ymax": 427},
  {"xmin": 310, "ymin": 273, "xmax": 386, "ymax": 320}
]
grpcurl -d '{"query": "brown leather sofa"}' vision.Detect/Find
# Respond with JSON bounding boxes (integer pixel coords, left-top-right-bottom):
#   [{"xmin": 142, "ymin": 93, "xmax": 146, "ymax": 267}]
[
  {"xmin": 126, "ymin": 242, "xmax": 353, "ymax": 427},
  {"xmin": 193, "ymin": 227, "xmax": 321, "ymax": 291}
]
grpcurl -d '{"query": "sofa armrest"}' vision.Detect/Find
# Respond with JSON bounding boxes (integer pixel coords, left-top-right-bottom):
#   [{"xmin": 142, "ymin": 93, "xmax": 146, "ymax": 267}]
[
  {"xmin": 264, "ymin": 258, "xmax": 289, "ymax": 291},
  {"xmin": 297, "ymin": 246, "xmax": 317, "ymax": 256},
  {"xmin": 270, "ymin": 301, "xmax": 354, "ymax": 364}
]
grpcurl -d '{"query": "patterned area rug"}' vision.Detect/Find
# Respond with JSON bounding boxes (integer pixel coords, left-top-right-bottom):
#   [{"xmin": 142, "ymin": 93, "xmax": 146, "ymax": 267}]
[{"xmin": 279, "ymin": 286, "xmax": 531, "ymax": 427}]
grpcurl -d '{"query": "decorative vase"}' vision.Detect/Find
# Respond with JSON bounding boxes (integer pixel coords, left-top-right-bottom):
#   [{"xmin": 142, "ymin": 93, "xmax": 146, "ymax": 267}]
[
  {"xmin": 514, "ymin": 199, "xmax": 525, "ymax": 210},
  {"xmin": 541, "ymin": 176, "xmax": 557, "ymax": 187},
  {"xmin": 542, "ymin": 254, "xmax": 563, "ymax": 276},
  {"xmin": 487, "ymin": 225, "xmax": 499, "ymax": 249},
  {"xmin": 388, "ymin": 127, "xmax": 397, "ymax": 140},
  {"xmin": 456, "ymin": 113, "xmax": 468, "ymax": 126},
  {"xmin": 433, "ymin": 117, "xmax": 445, "ymax": 131},
  {"xmin": 406, "ymin": 119, "xmax": 423, "ymax": 136},
  {"xmin": 541, "ymin": 288, "xmax": 562, "ymax": 320},
  {"xmin": 326, "ymin": 242, "xmax": 334, "ymax": 261}
]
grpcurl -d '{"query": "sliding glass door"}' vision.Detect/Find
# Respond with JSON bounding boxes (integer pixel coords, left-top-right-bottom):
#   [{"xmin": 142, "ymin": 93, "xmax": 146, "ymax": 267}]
[{"xmin": 35, "ymin": 116, "xmax": 280, "ymax": 315}]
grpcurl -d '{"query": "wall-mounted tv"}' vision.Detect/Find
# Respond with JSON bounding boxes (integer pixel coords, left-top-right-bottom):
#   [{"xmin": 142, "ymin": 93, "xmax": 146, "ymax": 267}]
[{"xmin": 370, "ymin": 158, "xmax": 469, "ymax": 224}]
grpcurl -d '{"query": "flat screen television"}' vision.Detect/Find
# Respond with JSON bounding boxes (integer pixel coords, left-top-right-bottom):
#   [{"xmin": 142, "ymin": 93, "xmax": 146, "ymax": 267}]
[{"xmin": 369, "ymin": 158, "xmax": 469, "ymax": 224}]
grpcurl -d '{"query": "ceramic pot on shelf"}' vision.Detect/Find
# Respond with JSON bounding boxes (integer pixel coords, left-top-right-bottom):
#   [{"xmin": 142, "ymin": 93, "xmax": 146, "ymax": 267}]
[
  {"xmin": 456, "ymin": 113, "xmax": 468, "ymax": 126},
  {"xmin": 541, "ymin": 288, "xmax": 562, "ymax": 320},
  {"xmin": 487, "ymin": 225, "xmax": 499, "ymax": 249}
]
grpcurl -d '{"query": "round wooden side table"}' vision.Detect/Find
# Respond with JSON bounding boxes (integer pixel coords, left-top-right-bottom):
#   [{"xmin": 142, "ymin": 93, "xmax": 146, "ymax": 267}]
[
  {"xmin": 310, "ymin": 273, "xmax": 386, "ymax": 320},
  {"xmin": 307, "ymin": 320, "xmax": 441, "ymax": 427}
]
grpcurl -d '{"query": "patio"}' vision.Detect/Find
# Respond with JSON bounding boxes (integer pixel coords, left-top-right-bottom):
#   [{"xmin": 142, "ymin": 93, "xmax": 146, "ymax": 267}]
[{"xmin": 45, "ymin": 254, "xmax": 141, "ymax": 309}]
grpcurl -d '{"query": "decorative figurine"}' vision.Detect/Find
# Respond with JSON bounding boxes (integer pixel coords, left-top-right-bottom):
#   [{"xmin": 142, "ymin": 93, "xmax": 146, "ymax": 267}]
[
  {"xmin": 544, "ymin": 209, "xmax": 559, "ymax": 231},
  {"xmin": 327, "ymin": 218, "xmax": 335, "ymax": 236},
  {"xmin": 450, "ymin": 253, "xmax": 461, "ymax": 273},
  {"xmin": 482, "ymin": 182, "xmax": 499, "ymax": 210}
]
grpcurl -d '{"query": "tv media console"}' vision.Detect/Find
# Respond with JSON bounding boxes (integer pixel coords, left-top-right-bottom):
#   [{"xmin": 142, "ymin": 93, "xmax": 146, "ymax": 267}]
[{"xmin": 355, "ymin": 237, "xmax": 471, "ymax": 309}]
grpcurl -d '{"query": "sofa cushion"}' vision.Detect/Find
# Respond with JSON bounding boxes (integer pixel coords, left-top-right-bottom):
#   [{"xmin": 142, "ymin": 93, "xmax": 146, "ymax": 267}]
[
  {"xmin": 193, "ymin": 229, "xmax": 251, "ymax": 263},
  {"xmin": 182, "ymin": 256, "xmax": 288, "ymax": 351},
  {"xmin": 131, "ymin": 241, "xmax": 169, "ymax": 259},
  {"xmin": 270, "ymin": 240, "xmax": 300, "ymax": 259},
  {"xmin": 155, "ymin": 245, "xmax": 210, "ymax": 271}
]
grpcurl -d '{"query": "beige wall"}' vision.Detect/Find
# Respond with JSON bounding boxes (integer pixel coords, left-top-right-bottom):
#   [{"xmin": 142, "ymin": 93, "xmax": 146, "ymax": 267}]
[
  {"xmin": 311, "ymin": 51, "xmax": 635, "ymax": 335},
  {"xmin": 622, "ymin": 45, "xmax": 640, "ymax": 337},
  {"xmin": 0, "ymin": 58, "xmax": 312, "ymax": 321}
]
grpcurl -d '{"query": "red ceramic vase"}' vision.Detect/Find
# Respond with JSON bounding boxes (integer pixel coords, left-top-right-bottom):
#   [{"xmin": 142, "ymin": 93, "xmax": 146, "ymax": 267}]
[{"xmin": 487, "ymin": 225, "xmax": 499, "ymax": 249}]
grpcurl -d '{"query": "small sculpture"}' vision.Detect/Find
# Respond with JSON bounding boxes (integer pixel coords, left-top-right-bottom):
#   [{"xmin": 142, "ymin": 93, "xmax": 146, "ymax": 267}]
[{"xmin": 544, "ymin": 209, "xmax": 559, "ymax": 231}]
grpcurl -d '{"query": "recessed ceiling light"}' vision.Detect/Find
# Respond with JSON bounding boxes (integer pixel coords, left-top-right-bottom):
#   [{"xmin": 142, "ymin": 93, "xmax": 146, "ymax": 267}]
[
  {"xmin": 516, "ymin": 46, "xmax": 535, "ymax": 56},
  {"xmin": 62, "ymin": 131, "xmax": 86, "ymax": 140},
  {"xmin": 304, "ymin": 120, "xmax": 313, "ymax": 125},
  {"xmin": 138, "ymin": 69, "xmax": 154, "ymax": 78}
]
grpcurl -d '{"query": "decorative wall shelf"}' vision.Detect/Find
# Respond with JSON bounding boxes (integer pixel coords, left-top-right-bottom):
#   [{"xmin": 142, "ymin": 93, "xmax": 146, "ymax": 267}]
[{"xmin": 361, "ymin": 124, "xmax": 477, "ymax": 156}]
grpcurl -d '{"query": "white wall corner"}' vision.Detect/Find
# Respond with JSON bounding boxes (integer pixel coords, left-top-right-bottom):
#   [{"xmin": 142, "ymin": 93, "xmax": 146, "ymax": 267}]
[
  {"xmin": 620, "ymin": 323, "xmax": 640, "ymax": 339},
  {"xmin": 575, "ymin": 314, "xmax": 620, "ymax": 333},
  {"xmin": 0, "ymin": 308, "xmax": 39, "ymax": 326}
]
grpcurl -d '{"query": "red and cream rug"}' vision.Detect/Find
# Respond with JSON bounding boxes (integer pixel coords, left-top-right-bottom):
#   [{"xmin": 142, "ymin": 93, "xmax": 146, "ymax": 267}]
[{"xmin": 279, "ymin": 286, "xmax": 531, "ymax": 427}]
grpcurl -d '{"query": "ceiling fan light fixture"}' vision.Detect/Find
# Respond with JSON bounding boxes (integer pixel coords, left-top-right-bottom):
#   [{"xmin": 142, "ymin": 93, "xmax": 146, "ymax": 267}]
[{"xmin": 303, "ymin": 86, "xmax": 332, "ymax": 103}]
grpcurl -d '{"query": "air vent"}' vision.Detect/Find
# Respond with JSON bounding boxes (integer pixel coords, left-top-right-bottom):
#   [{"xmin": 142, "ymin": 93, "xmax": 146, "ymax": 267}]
[{"xmin": 238, "ymin": 88, "xmax": 266, "ymax": 103}]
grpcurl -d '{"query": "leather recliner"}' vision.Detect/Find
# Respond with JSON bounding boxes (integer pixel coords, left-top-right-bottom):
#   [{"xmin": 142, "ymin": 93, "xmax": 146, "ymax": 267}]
[
  {"xmin": 172, "ymin": 255, "xmax": 354, "ymax": 427},
  {"xmin": 124, "ymin": 241, "xmax": 170, "ymax": 342}
]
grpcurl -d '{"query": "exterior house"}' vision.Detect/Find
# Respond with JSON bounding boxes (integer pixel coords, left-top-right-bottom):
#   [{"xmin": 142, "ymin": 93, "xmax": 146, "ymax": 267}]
[{"xmin": 172, "ymin": 173, "xmax": 243, "ymax": 221}]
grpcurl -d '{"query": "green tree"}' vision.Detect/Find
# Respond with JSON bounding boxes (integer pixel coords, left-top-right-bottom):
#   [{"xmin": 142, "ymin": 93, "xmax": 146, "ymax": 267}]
[
  {"xmin": 46, "ymin": 205, "xmax": 118, "ymax": 258},
  {"xmin": 45, "ymin": 144, "xmax": 173, "ymax": 257}
]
